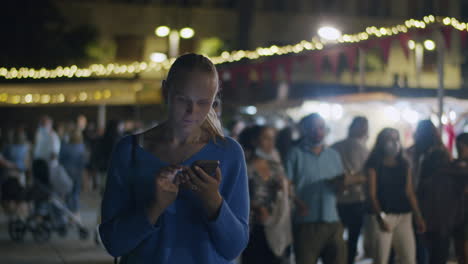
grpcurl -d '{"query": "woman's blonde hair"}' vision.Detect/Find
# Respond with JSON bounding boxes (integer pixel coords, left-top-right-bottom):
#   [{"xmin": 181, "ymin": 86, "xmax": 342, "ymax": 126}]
[{"xmin": 165, "ymin": 53, "xmax": 224, "ymax": 139}]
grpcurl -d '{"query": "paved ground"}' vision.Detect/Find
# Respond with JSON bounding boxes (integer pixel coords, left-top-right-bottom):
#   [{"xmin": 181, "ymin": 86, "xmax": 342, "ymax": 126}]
[
  {"xmin": 0, "ymin": 191, "xmax": 113, "ymax": 264},
  {"xmin": 0, "ymin": 190, "xmax": 458, "ymax": 264}
]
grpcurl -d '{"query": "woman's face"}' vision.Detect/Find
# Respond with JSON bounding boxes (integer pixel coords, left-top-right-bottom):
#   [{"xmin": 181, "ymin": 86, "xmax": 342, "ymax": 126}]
[
  {"xmin": 167, "ymin": 70, "xmax": 218, "ymax": 134},
  {"xmin": 383, "ymin": 130, "xmax": 401, "ymax": 157},
  {"xmin": 258, "ymin": 128, "xmax": 276, "ymax": 154},
  {"xmin": 305, "ymin": 117, "xmax": 326, "ymax": 144}
]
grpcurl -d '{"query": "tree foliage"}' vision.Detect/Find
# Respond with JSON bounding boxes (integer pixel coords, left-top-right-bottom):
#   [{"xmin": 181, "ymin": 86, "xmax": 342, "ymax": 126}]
[{"xmin": 0, "ymin": 0, "xmax": 98, "ymax": 68}]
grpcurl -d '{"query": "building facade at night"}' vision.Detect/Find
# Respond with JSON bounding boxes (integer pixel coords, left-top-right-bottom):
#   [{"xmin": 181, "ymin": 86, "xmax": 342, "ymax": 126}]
[
  {"xmin": 55, "ymin": 0, "xmax": 468, "ymax": 91},
  {"xmin": 1, "ymin": 0, "xmax": 468, "ymax": 130}
]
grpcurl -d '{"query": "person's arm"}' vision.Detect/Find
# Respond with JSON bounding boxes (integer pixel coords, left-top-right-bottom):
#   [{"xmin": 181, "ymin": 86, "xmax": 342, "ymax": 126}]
[
  {"xmin": 284, "ymin": 149, "xmax": 296, "ymax": 184},
  {"xmin": 204, "ymin": 140, "xmax": 250, "ymax": 261},
  {"xmin": 368, "ymin": 167, "xmax": 390, "ymax": 232},
  {"xmin": 51, "ymin": 133, "xmax": 61, "ymax": 160},
  {"xmin": 344, "ymin": 171, "xmax": 367, "ymax": 185},
  {"xmin": 99, "ymin": 138, "xmax": 161, "ymax": 258},
  {"xmin": 284, "ymin": 177, "xmax": 304, "ymax": 208},
  {"xmin": 0, "ymin": 152, "xmax": 16, "ymax": 169},
  {"xmin": 0, "ymin": 159, "xmax": 15, "ymax": 169},
  {"xmin": 345, "ymin": 144, "xmax": 368, "ymax": 186},
  {"xmin": 247, "ymin": 163, "xmax": 267, "ymax": 222},
  {"xmin": 326, "ymin": 174, "xmax": 345, "ymax": 193},
  {"xmin": 405, "ymin": 167, "xmax": 426, "ymax": 233},
  {"xmin": 249, "ymin": 161, "xmax": 275, "ymax": 224},
  {"xmin": 285, "ymin": 149, "xmax": 309, "ymax": 216},
  {"xmin": 326, "ymin": 151, "xmax": 345, "ymax": 193}
]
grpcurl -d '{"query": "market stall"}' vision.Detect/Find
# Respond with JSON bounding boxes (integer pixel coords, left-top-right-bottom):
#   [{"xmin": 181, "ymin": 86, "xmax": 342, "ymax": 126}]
[{"xmin": 252, "ymin": 92, "xmax": 468, "ymax": 154}]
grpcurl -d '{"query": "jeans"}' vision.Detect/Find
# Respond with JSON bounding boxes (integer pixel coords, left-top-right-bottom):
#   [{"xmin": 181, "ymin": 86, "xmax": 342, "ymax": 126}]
[
  {"xmin": 338, "ymin": 202, "xmax": 365, "ymax": 264},
  {"xmin": 66, "ymin": 177, "xmax": 81, "ymax": 213}
]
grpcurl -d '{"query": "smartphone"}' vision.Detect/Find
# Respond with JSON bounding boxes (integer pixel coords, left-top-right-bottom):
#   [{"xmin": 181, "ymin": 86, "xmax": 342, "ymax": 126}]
[{"xmin": 192, "ymin": 160, "xmax": 219, "ymax": 177}]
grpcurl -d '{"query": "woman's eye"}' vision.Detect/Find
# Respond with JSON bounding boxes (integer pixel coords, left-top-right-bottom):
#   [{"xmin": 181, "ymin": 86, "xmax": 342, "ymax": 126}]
[{"xmin": 198, "ymin": 101, "xmax": 210, "ymax": 106}]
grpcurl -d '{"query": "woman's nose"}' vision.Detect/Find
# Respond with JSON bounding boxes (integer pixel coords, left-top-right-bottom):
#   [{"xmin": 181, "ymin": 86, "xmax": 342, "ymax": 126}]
[{"xmin": 185, "ymin": 101, "xmax": 194, "ymax": 114}]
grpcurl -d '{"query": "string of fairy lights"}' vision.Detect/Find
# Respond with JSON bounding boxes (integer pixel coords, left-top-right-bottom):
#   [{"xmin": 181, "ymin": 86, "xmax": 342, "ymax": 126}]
[
  {"xmin": 0, "ymin": 15, "xmax": 467, "ymax": 105},
  {"xmin": 0, "ymin": 89, "xmax": 113, "ymax": 105}
]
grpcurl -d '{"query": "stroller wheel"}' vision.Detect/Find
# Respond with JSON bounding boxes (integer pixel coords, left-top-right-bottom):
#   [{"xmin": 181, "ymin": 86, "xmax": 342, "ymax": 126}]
[
  {"xmin": 8, "ymin": 219, "xmax": 26, "ymax": 242},
  {"xmin": 32, "ymin": 223, "xmax": 51, "ymax": 242},
  {"xmin": 78, "ymin": 227, "xmax": 89, "ymax": 240}
]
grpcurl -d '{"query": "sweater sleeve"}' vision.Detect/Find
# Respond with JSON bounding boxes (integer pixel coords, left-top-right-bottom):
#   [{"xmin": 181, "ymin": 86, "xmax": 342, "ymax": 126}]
[
  {"xmin": 205, "ymin": 139, "xmax": 250, "ymax": 261},
  {"xmin": 99, "ymin": 137, "xmax": 160, "ymax": 257}
]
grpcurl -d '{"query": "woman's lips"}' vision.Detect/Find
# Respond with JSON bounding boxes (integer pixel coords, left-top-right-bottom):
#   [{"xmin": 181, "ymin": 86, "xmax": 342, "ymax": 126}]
[{"xmin": 183, "ymin": 119, "xmax": 195, "ymax": 125}]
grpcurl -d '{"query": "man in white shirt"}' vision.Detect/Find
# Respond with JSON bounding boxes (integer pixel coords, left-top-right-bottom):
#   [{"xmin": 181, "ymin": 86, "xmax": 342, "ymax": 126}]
[{"xmin": 34, "ymin": 116, "xmax": 60, "ymax": 162}]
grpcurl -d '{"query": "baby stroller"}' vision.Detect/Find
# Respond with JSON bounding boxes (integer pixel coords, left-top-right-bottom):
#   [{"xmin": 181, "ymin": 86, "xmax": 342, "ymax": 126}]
[{"xmin": 8, "ymin": 159, "xmax": 89, "ymax": 242}]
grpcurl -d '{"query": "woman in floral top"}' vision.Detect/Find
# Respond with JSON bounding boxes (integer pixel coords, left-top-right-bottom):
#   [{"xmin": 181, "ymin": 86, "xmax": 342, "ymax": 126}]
[{"xmin": 242, "ymin": 125, "xmax": 293, "ymax": 264}]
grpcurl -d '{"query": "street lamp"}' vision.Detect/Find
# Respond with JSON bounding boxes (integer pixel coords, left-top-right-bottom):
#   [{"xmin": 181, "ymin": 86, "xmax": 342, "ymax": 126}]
[
  {"xmin": 150, "ymin": 52, "xmax": 168, "ymax": 63},
  {"xmin": 318, "ymin": 26, "xmax": 342, "ymax": 41},
  {"xmin": 408, "ymin": 39, "xmax": 436, "ymax": 87},
  {"xmin": 154, "ymin": 26, "xmax": 196, "ymax": 58},
  {"xmin": 319, "ymin": 25, "xmax": 361, "ymax": 91},
  {"xmin": 424, "ymin": 40, "xmax": 436, "ymax": 51},
  {"xmin": 408, "ymin": 39, "xmax": 436, "ymax": 51},
  {"xmin": 180, "ymin": 27, "xmax": 195, "ymax": 39},
  {"xmin": 155, "ymin": 26, "xmax": 170, "ymax": 37}
]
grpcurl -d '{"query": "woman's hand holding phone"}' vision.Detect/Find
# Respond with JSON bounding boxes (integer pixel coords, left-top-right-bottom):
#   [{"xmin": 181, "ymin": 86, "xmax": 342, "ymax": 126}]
[
  {"xmin": 147, "ymin": 165, "xmax": 190, "ymax": 225},
  {"xmin": 183, "ymin": 162, "xmax": 223, "ymax": 220}
]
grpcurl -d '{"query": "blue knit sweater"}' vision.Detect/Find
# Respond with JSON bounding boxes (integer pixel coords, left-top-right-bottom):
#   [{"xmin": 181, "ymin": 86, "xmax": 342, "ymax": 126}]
[{"xmin": 99, "ymin": 135, "xmax": 249, "ymax": 264}]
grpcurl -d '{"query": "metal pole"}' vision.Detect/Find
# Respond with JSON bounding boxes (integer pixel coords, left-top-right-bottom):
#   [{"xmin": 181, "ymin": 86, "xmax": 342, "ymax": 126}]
[
  {"xmin": 169, "ymin": 30, "xmax": 180, "ymax": 58},
  {"xmin": 359, "ymin": 48, "xmax": 365, "ymax": 93},
  {"xmin": 97, "ymin": 104, "xmax": 106, "ymax": 134},
  {"xmin": 437, "ymin": 35, "xmax": 445, "ymax": 133},
  {"xmin": 415, "ymin": 43, "xmax": 424, "ymax": 88},
  {"xmin": 135, "ymin": 105, "xmax": 141, "ymax": 122}
]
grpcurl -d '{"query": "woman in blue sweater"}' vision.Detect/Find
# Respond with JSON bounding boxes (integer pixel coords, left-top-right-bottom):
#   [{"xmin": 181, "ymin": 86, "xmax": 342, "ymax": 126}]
[{"xmin": 99, "ymin": 53, "xmax": 250, "ymax": 264}]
